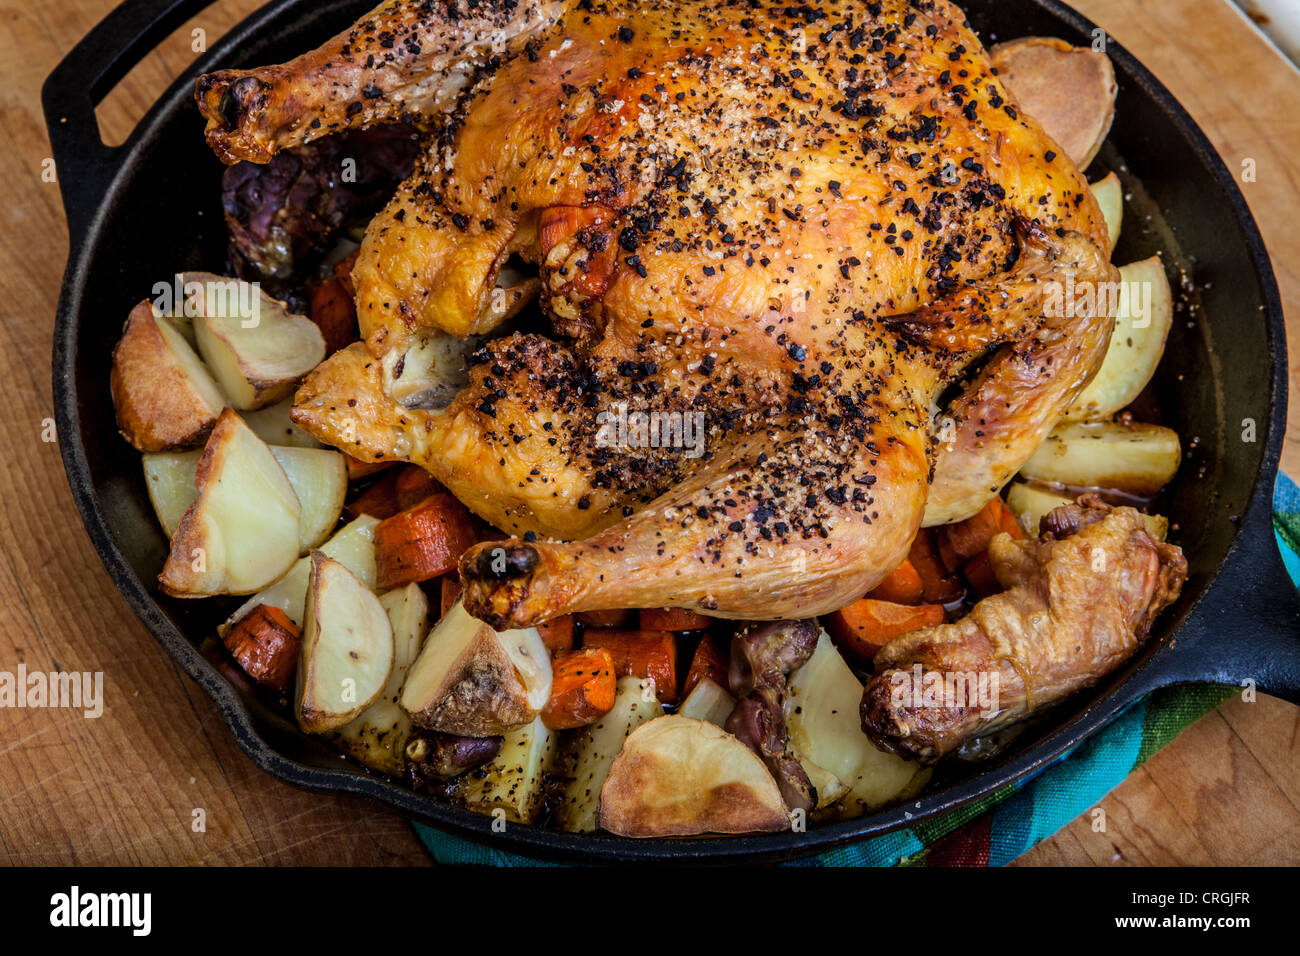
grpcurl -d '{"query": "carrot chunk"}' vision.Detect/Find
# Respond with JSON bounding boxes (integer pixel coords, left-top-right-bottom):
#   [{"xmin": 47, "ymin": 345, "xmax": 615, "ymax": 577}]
[
  {"xmin": 308, "ymin": 277, "xmax": 359, "ymax": 355},
  {"xmin": 541, "ymin": 648, "xmax": 617, "ymax": 730},
  {"xmin": 537, "ymin": 615, "xmax": 576, "ymax": 656},
  {"xmin": 394, "ymin": 466, "xmax": 446, "ymax": 510},
  {"xmin": 581, "ymin": 629, "xmax": 679, "ymax": 703},
  {"xmin": 373, "ymin": 493, "xmax": 478, "ymax": 590},
  {"xmin": 639, "ymin": 607, "xmax": 713, "ymax": 630},
  {"xmin": 866, "ymin": 559, "xmax": 925, "ymax": 604},
  {"xmin": 942, "ymin": 498, "xmax": 1016, "ymax": 562},
  {"xmin": 346, "ymin": 455, "xmax": 396, "ymax": 481},
  {"xmin": 963, "ymin": 551, "xmax": 1001, "ymax": 598},
  {"xmin": 577, "ymin": 609, "xmax": 637, "ymax": 629},
  {"xmin": 344, "ymin": 470, "xmax": 401, "ymax": 521},
  {"xmin": 223, "ymin": 604, "xmax": 301, "ymax": 694},
  {"xmin": 682, "ymin": 633, "xmax": 729, "ymax": 698},
  {"xmin": 440, "ymin": 575, "xmax": 462, "ymax": 617},
  {"xmin": 907, "ymin": 529, "xmax": 966, "ymax": 604},
  {"xmin": 826, "ymin": 599, "xmax": 945, "ymax": 663}
]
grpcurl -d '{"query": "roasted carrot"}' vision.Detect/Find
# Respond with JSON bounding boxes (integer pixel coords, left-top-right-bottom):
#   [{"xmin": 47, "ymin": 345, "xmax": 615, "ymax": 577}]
[
  {"xmin": 962, "ymin": 551, "xmax": 1001, "ymax": 598},
  {"xmin": 344, "ymin": 470, "xmax": 401, "ymax": 520},
  {"xmin": 865, "ymin": 559, "xmax": 925, "ymax": 604},
  {"xmin": 577, "ymin": 609, "xmax": 638, "ymax": 629},
  {"xmin": 346, "ymin": 455, "xmax": 396, "ymax": 481},
  {"xmin": 537, "ymin": 615, "xmax": 576, "ymax": 656},
  {"xmin": 223, "ymin": 604, "xmax": 300, "ymax": 694},
  {"xmin": 308, "ymin": 277, "xmax": 359, "ymax": 355},
  {"xmin": 334, "ymin": 249, "xmax": 361, "ymax": 296},
  {"xmin": 582, "ymin": 629, "xmax": 679, "ymax": 703},
  {"xmin": 942, "ymin": 498, "xmax": 1017, "ymax": 562},
  {"xmin": 639, "ymin": 607, "xmax": 713, "ymax": 630},
  {"xmin": 394, "ymin": 466, "xmax": 446, "ymax": 510},
  {"xmin": 826, "ymin": 599, "xmax": 946, "ymax": 663},
  {"xmin": 374, "ymin": 493, "xmax": 479, "ymax": 589},
  {"xmin": 541, "ymin": 648, "xmax": 617, "ymax": 730},
  {"xmin": 907, "ymin": 529, "xmax": 966, "ymax": 604},
  {"xmin": 440, "ymin": 575, "xmax": 462, "ymax": 617},
  {"xmin": 997, "ymin": 502, "xmax": 1026, "ymax": 539},
  {"xmin": 682, "ymin": 633, "xmax": 729, "ymax": 698}
]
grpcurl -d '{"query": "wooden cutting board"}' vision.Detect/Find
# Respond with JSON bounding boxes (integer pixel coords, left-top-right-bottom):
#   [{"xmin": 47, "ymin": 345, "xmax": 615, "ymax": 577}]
[{"xmin": 0, "ymin": 0, "xmax": 1294, "ymax": 866}]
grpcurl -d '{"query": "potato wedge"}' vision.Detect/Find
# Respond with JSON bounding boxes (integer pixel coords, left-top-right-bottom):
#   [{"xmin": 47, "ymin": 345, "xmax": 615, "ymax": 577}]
[
  {"xmin": 677, "ymin": 676, "xmax": 736, "ymax": 727},
  {"xmin": 219, "ymin": 514, "xmax": 380, "ymax": 635},
  {"xmin": 159, "ymin": 410, "xmax": 301, "ymax": 596},
  {"xmin": 992, "ymin": 37, "xmax": 1117, "ymax": 167},
  {"xmin": 399, "ymin": 601, "xmax": 551, "ymax": 737},
  {"xmin": 241, "ymin": 397, "xmax": 323, "ymax": 449},
  {"xmin": 553, "ymin": 676, "xmax": 663, "ymax": 833},
  {"xmin": 1005, "ymin": 483, "xmax": 1169, "ymax": 540},
  {"xmin": 143, "ymin": 444, "xmax": 344, "ymax": 552},
  {"xmin": 1063, "ymin": 257, "xmax": 1174, "ymax": 422},
  {"xmin": 142, "ymin": 450, "xmax": 202, "ymax": 538},
  {"xmin": 786, "ymin": 632, "xmax": 929, "ymax": 814},
  {"xmin": 1019, "ymin": 421, "xmax": 1181, "ymax": 496},
  {"xmin": 1090, "ymin": 173, "xmax": 1123, "ymax": 254},
  {"xmin": 598, "ymin": 715, "xmax": 790, "ymax": 837},
  {"xmin": 269, "ymin": 447, "xmax": 347, "ymax": 551},
  {"xmin": 330, "ymin": 582, "xmax": 429, "ymax": 775},
  {"xmin": 188, "ymin": 273, "xmax": 325, "ymax": 410},
  {"xmin": 296, "ymin": 552, "xmax": 394, "ymax": 733},
  {"xmin": 111, "ymin": 301, "xmax": 227, "ymax": 452},
  {"xmin": 460, "ymin": 716, "xmax": 556, "ymax": 824}
]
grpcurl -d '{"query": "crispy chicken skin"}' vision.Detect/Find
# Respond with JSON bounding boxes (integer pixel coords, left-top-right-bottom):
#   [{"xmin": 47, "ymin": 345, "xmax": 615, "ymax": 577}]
[
  {"xmin": 861, "ymin": 496, "xmax": 1188, "ymax": 764},
  {"xmin": 199, "ymin": 0, "xmax": 1119, "ymax": 626}
]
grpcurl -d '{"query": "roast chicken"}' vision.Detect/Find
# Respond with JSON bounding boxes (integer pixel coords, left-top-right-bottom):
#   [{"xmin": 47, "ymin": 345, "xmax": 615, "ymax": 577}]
[{"xmin": 196, "ymin": 0, "xmax": 1120, "ymax": 628}]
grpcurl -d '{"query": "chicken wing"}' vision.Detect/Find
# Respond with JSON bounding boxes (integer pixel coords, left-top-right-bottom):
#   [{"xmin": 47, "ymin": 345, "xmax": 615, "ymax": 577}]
[{"xmin": 860, "ymin": 495, "xmax": 1188, "ymax": 763}]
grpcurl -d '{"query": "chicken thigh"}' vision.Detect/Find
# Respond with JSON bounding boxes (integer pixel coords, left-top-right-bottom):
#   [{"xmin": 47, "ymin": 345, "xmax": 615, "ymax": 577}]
[{"xmin": 197, "ymin": 0, "xmax": 1118, "ymax": 626}]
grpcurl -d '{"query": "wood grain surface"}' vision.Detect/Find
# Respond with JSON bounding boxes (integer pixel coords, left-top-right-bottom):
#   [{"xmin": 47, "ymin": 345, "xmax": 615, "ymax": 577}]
[{"xmin": 0, "ymin": 0, "xmax": 1295, "ymax": 867}]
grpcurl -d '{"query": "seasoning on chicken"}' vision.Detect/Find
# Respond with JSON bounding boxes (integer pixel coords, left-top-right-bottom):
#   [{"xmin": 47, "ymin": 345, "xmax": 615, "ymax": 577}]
[{"xmin": 197, "ymin": 0, "xmax": 1119, "ymax": 626}]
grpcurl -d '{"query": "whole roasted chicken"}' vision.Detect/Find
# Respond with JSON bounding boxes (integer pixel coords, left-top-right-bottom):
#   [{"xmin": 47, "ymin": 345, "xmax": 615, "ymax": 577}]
[{"xmin": 197, "ymin": 0, "xmax": 1118, "ymax": 628}]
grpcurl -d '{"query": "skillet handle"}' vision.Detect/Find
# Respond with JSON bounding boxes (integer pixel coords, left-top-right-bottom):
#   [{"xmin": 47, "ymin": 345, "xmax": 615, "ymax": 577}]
[
  {"xmin": 40, "ymin": 0, "xmax": 219, "ymax": 244},
  {"xmin": 1130, "ymin": 481, "xmax": 1300, "ymax": 704}
]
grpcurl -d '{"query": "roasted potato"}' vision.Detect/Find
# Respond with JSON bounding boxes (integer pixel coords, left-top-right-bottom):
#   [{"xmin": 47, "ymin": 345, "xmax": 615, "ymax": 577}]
[
  {"xmin": 296, "ymin": 552, "xmax": 394, "ymax": 733},
  {"xmin": 597, "ymin": 715, "xmax": 790, "ymax": 837},
  {"xmin": 330, "ymin": 582, "xmax": 429, "ymax": 775},
  {"xmin": 158, "ymin": 410, "xmax": 301, "ymax": 596},
  {"xmin": 992, "ymin": 36, "xmax": 1117, "ymax": 168},
  {"xmin": 111, "ymin": 301, "xmax": 227, "ymax": 452},
  {"xmin": 144, "ymin": 444, "xmax": 345, "ymax": 553},
  {"xmin": 399, "ymin": 601, "xmax": 551, "ymax": 737},
  {"xmin": 220, "ymin": 514, "xmax": 380, "ymax": 636},
  {"xmin": 785, "ymin": 632, "xmax": 930, "ymax": 815},
  {"xmin": 1063, "ymin": 257, "xmax": 1174, "ymax": 422},
  {"xmin": 187, "ymin": 272, "xmax": 326, "ymax": 410},
  {"xmin": 553, "ymin": 676, "xmax": 663, "ymax": 833},
  {"xmin": 1020, "ymin": 421, "xmax": 1181, "ymax": 496},
  {"xmin": 676, "ymin": 676, "xmax": 736, "ymax": 727},
  {"xmin": 1090, "ymin": 173, "xmax": 1123, "ymax": 254},
  {"xmin": 460, "ymin": 716, "xmax": 556, "ymax": 824},
  {"xmin": 142, "ymin": 450, "xmax": 202, "ymax": 538},
  {"xmin": 241, "ymin": 397, "xmax": 323, "ymax": 449}
]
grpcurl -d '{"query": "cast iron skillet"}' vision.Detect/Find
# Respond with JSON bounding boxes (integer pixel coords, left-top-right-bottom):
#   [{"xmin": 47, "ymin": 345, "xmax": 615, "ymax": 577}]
[{"xmin": 45, "ymin": 0, "xmax": 1300, "ymax": 864}]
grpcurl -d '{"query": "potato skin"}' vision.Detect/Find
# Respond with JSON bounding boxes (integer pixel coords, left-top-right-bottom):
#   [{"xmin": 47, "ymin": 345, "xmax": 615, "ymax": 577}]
[
  {"xmin": 404, "ymin": 629, "xmax": 536, "ymax": 737},
  {"xmin": 111, "ymin": 302, "xmax": 221, "ymax": 452}
]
